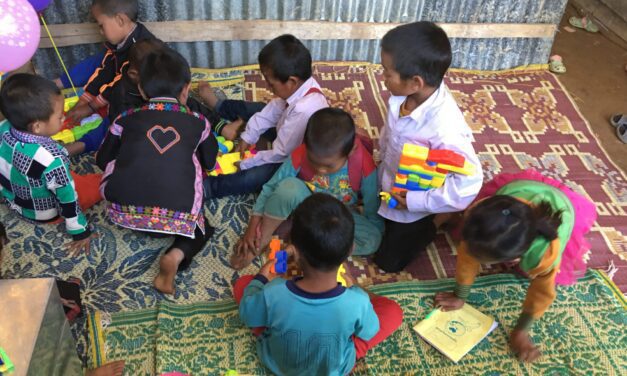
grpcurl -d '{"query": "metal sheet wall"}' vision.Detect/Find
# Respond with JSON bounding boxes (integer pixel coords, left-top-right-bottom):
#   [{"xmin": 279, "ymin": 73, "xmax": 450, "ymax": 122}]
[{"xmin": 33, "ymin": 0, "xmax": 568, "ymax": 77}]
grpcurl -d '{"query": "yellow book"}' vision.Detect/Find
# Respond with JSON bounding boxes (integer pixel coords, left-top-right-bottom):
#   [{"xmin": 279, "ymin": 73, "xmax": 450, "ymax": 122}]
[{"xmin": 412, "ymin": 305, "xmax": 498, "ymax": 362}]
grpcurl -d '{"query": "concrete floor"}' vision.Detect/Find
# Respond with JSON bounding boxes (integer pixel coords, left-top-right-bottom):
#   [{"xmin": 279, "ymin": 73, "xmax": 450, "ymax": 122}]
[{"xmin": 551, "ymin": 3, "xmax": 627, "ymax": 173}]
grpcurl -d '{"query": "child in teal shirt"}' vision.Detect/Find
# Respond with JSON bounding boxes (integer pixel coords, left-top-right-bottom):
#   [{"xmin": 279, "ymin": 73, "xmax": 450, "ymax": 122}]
[
  {"xmin": 231, "ymin": 108, "xmax": 383, "ymax": 269},
  {"xmin": 234, "ymin": 193, "xmax": 403, "ymax": 375}
]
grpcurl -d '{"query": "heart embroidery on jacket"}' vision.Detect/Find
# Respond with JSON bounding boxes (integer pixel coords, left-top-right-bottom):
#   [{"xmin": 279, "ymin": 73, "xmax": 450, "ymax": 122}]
[{"xmin": 147, "ymin": 125, "xmax": 181, "ymax": 154}]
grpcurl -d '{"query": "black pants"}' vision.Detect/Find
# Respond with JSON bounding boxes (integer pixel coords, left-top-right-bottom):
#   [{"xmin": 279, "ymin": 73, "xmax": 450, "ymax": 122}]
[
  {"xmin": 373, "ymin": 215, "xmax": 437, "ymax": 273},
  {"xmin": 148, "ymin": 216, "xmax": 214, "ymax": 271}
]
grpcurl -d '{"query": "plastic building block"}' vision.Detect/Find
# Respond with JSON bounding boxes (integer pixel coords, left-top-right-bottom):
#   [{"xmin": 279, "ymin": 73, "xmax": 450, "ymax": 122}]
[
  {"xmin": 268, "ymin": 238, "xmax": 287, "ymax": 274},
  {"xmin": 336, "ymin": 264, "xmax": 347, "ymax": 286},
  {"xmin": 52, "ymin": 113, "xmax": 102, "ymax": 144},
  {"xmin": 215, "ymin": 135, "xmax": 234, "ymax": 154},
  {"xmin": 379, "ymin": 192, "xmax": 398, "ymax": 208},
  {"xmin": 208, "ymin": 148, "xmax": 257, "ymax": 176},
  {"xmin": 64, "ymin": 96, "xmax": 79, "ymax": 113},
  {"xmin": 390, "ymin": 143, "xmax": 475, "ymax": 194},
  {"xmin": 0, "ymin": 347, "xmax": 15, "ymax": 374}
]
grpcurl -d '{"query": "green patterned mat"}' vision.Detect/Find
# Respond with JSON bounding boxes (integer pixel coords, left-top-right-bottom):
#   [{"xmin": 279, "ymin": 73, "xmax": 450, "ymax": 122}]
[{"xmin": 89, "ymin": 270, "xmax": 626, "ymax": 376}]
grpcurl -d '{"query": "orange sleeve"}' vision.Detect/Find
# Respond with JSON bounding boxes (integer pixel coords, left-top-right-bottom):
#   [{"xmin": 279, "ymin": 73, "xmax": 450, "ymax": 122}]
[{"xmin": 454, "ymin": 241, "xmax": 481, "ymax": 299}]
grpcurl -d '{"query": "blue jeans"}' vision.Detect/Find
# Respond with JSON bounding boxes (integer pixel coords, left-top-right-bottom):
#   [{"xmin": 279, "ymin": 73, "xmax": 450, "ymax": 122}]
[
  {"xmin": 203, "ymin": 162, "xmax": 281, "ymax": 199},
  {"xmin": 60, "ymin": 52, "xmax": 106, "ymax": 88},
  {"xmin": 79, "ymin": 117, "xmax": 109, "ymax": 153},
  {"xmin": 216, "ymin": 99, "xmax": 266, "ymax": 122}
]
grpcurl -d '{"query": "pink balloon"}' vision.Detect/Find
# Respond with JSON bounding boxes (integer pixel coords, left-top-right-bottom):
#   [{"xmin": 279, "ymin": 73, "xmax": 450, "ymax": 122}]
[{"xmin": 0, "ymin": 0, "xmax": 41, "ymax": 72}]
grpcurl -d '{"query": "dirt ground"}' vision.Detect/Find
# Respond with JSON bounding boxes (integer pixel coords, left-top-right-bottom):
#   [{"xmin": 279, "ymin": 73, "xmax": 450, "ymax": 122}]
[{"xmin": 552, "ymin": 3, "xmax": 627, "ymax": 173}]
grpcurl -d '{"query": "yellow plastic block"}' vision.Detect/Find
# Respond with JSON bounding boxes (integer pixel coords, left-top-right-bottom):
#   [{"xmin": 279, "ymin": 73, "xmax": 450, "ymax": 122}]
[
  {"xmin": 337, "ymin": 264, "xmax": 348, "ymax": 286},
  {"xmin": 209, "ymin": 152, "xmax": 241, "ymax": 176},
  {"xmin": 431, "ymin": 176, "xmax": 445, "ymax": 187},
  {"xmin": 64, "ymin": 96, "xmax": 79, "ymax": 112},
  {"xmin": 51, "ymin": 129, "xmax": 75, "ymax": 143},
  {"xmin": 400, "ymin": 163, "xmax": 446, "ymax": 179},
  {"xmin": 402, "ymin": 144, "xmax": 429, "ymax": 161},
  {"xmin": 437, "ymin": 161, "xmax": 475, "ymax": 175},
  {"xmin": 395, "ymin": 175, "xmax": 408, "ymax": 185}
]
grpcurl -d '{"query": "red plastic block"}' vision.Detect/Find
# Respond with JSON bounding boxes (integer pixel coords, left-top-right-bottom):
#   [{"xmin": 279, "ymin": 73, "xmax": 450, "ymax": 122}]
[{"xmin": 427, "ymin": 149, "xmax": 465, "ymax": 168}]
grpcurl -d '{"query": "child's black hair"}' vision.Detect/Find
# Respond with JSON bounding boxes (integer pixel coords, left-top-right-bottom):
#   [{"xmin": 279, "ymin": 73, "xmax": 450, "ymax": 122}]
[
  {"xmin": 0, "ymin": 74, "xmax": 61, "ymax": 132},
  {"xmin": 381, "ymin": 21, "xmax": 452, "ymax": 87},
  {"xmin": 128, "ymin": 39, "xmax": 167, "ymax": 69},
  {"xmin": 258, "ymin": 34, "xmax": 312, "ymax": 83},
  {"xmin": 92, "ymin": 0, "xmax": 139, "ymax": 21},
  {"xmin": 139, "ymin": 47, "xmax": 191, "ymax": 99},
  {"xmin": 304, "ymin": 108, "xmax": 356, "ymax": 158},
  {"xmin": 462, "ymin": 195, "xmax": 563, "ymax": 262},
  {"xmin": 291, "ymin": 193, "xmax": 354, "ymax": 272}
]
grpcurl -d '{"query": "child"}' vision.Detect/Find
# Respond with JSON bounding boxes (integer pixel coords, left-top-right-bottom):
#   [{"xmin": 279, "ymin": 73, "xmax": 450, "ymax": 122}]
[
  {"xmin": 96, "ymin": 47, "xmax": 218, "ymax": 295},
  {"xmin": 105, "ymin": 39, "xmax": 228, "ymax": 134},
  {"xmin": 234, "ymin": 193, "xmax": 403, "ymax": 375},
  {"xmin": 232, "ymin": 108, "xmax": 383, "ymax": 269},
  {"xmin": 435, "ymin": 170, "xmax": 596, "ymax": 362},
  {"xmin": 0, "ymin": 74, "xmax": 100, "ymax": 256},
  {"xmin": 373, "ymin": 22, "xmax": 483, "ymax": 272},
  {"xmin": 200, "ymin": 34, "xmax": 328, "ymax": 198},
  {"xmin": 64, "ymin": 0, "xmax": 156, "ymax": 153}
]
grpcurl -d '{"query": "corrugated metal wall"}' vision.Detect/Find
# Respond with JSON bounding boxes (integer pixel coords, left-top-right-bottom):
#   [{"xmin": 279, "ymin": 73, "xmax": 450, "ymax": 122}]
[{"xmin": 33, "ymin": 0, "xmax": 568, "ymax": 78}]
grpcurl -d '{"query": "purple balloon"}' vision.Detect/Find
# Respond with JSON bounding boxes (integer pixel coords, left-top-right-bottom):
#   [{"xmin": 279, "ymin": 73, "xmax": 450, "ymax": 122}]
[
  {"xmin": 28, "ymin": 0, "xmax": 51, "ymax": 12},
  {"xmin": 0, "ymin": 0, "xmax": 41, "ymax": 72}
]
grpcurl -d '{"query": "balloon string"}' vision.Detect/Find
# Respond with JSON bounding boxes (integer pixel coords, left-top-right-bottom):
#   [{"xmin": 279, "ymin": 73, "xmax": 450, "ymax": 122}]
[{"xmin": 40, "ymin": 14, "xmax": 78, "ymax": 97}]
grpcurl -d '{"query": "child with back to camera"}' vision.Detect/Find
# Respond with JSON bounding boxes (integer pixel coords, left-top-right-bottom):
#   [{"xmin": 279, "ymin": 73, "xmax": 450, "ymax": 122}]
[
  {"xmin": 234, "ymin": 193, "xmax": 403, "ymax": 375},
  {"xmin": 435, "ymin": 169, "xmax": 597, "ymax": 362}
]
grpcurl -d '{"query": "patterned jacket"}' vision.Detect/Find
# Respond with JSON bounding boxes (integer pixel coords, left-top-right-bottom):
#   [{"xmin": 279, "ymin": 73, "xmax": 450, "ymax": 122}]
[
  {"xmin": 97, "ymin": 98, "xmax": 218, "ymax": 238},
  {"xmin": 0, "ymin": 121, "xmax": 91, "ymax": 240}
]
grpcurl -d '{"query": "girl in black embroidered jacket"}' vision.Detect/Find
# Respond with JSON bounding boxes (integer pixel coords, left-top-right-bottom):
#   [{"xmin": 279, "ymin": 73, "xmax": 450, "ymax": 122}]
[{"xmin": 97, "ymin": 47, "xmax": 218, "ymax": 295}]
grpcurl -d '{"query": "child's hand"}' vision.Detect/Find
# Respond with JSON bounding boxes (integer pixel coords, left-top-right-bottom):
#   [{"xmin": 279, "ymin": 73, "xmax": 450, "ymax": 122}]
[
  {"xmin": 434, "ymin": 292, "xmax": 465, "ymax": 311},
  {"xmin": 390, "ymin": 191, "xmax": 407, "ymax": 210},
  {"xmin": 66, "ymin": 102, "xmax": 93, "ymax": 125},
  {"xmin": 221, "ymin": 118, "xmax": 244, "ymax": 141},
  {"xmin": 65, "ymin": 232, "xmax": 99, "ymax": 257},
  {"xmin": 509, "ymin": 329, "xmax": 541, "ymax": 362},
  {"xmin": 237, "ymin": 140, "xmax": 251, "ymax": 158},
  {"xmin": 258, "ymin": 258, "xmax": 279, "ymax": 281}
]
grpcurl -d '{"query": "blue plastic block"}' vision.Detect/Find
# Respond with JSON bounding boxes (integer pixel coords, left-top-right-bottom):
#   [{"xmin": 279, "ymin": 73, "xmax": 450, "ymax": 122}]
[{"xmin": 274, "ymin": 250, "xmax": 288, "ymax": 274}]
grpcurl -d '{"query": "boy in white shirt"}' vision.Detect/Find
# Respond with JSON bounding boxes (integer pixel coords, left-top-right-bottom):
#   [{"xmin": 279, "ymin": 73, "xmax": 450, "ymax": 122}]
[
  {"xmin": 199, "ymin": 34, "xmax": 328, "ymax": 198},
  {"xmin": 374, "ymin": 22, "xmax": 483, "ymax": 272}
]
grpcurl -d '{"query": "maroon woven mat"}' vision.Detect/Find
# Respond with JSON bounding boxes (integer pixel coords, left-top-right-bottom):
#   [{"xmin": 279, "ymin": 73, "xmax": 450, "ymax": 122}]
[{"xmin": 242, "ymin": 63, "xmax": 627, "ymax": 292}]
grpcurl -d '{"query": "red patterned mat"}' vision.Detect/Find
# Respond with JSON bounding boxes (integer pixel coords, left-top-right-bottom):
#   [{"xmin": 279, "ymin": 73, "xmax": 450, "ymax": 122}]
[{"xmin": 242, "ymin": 63, "xmax": 627, "ymax": 292}]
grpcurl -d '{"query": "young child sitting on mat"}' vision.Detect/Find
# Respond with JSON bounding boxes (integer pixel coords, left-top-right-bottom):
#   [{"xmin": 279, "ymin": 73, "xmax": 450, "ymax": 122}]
[
  {"xmin": 234, "ymin": 193, "xmax": 403, "ymax": 375},
  {"xmin": 106, "ymin": 39, "xmax": 229, "ymax": 135},
  {"xmin": 96, "ymin": 47, "xmax": 218, "ymax": 295},
  {"xmin": 0, "ymin": 74, "xmax": 100, "ymax": 256},
  {"xmin": 435, "ymin": 169, "xmax": 596, "ymax": 362},
  {"xmin": 200, "ymin": 34, "xmax": 328, "ymax": 199},
  {"xmin": 64, "ymin": 0, "xmax": 156, "ymax": 155},
  {"xmin": 373, "ymin": 21, "xmax": 483, "ymax": 273},
  {"xmin": 232, "ymin": 108, "xmax": 383, "ymax": 269}
]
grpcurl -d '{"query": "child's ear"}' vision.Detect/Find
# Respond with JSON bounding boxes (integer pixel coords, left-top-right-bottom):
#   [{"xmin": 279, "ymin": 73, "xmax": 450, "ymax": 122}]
[
  {"xmin": 286, "ymin": 76, "xmax": 301, "ymax": 91},
  {"xmin": 178, "ymin": 82, "xmax": 192, "ymax": 104},
  {"xmin": 115, "ymin": 13, "xmax": 127, "ymax": 27},
  {"xmin": 30, "ymin": 121, "xmax": 43, "ymax": 135},
  {"xmin": 411, "ymin": 75, "xmax": 426, "ymax": 91}
]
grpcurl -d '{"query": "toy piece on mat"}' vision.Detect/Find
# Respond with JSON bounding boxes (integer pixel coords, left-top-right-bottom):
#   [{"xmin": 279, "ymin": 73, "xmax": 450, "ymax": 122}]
[
  {"xmin": 208, "ymin": 148, "xmax": 257, "ymax": 176},
  {"xmin": 268, "ymin": 238, "xmax": 287, "ymax": 274},
  {"xmin": 379, "ymin": 192, "xmax": 398, "ymax": 208},
  {"xmin": 215, "ymin": 135, "xmax": 234, "ymax": 154},
  {"xmin": 52, "ymin": 114, "xmax": 102, "ymax": 144},
  {"xmin": 0, "ymin": 347, "xmax": 15, "ymax": 374},
  {"xmin": 391, "ymin": 143, "xmax": 475, "ymax": 194},
  {"xmin": 337, "ymin": 263, "xmax": 349, "ymax": 287}
]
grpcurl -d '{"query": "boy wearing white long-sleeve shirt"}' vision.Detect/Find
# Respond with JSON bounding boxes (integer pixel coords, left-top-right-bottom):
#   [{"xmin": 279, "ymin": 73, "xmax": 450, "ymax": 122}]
[
  {"xmin": 373, "ymin": 22, "xmax": 483, "ymax": 272},
  {"xmin": 201, "ymin": 34, "xmax": 328, "ymax": 198}
]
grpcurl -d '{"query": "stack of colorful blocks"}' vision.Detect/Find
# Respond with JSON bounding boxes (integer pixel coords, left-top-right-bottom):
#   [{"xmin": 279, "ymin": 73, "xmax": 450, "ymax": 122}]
[{"xmin": 392, "ymin": 143, "xmax": 475, "ymax": 193}]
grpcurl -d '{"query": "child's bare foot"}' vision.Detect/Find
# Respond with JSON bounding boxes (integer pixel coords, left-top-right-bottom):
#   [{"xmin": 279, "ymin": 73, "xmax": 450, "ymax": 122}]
[
  {"xmin": 85, "ymin": 360, "xmax": 125, "ymax": 376},
  {"xmin": 153, "ymin": 248, "xmax": 184, "ymax": 294},
  {"xmin": 198, "ymin": 81, "xmax": 219, "ymax": 110}
]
